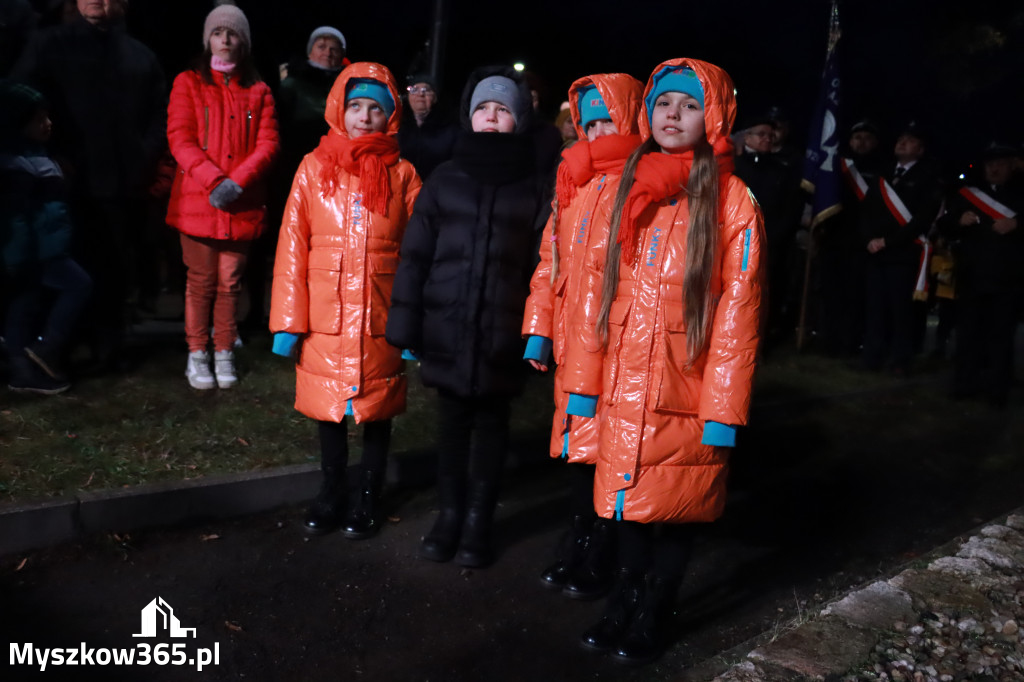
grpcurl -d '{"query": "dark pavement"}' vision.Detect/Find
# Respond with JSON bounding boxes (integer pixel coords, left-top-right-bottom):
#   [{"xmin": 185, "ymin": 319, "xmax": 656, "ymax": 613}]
[{"xmin": 2, "ymin": 323, "xmax": 1023, "ymax": 681}]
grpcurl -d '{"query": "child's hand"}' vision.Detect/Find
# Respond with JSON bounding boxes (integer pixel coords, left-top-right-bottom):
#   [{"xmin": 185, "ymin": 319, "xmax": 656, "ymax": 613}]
[
  {"xmin": 209, "ymin": 179, "xmax": 243, "ymax": 209},
  {"xmin": 527, "ymin": 359, "xmax": 548, "ymax": 372}
]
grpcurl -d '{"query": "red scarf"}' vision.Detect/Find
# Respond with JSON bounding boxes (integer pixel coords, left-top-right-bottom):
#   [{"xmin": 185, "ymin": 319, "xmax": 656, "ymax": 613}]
[
  {"xmin": 554, "ymin": 134, "xmax": 642, "ymax": 213},
  {"xmin": 314, "ymin": 130, "xmax": 400, "ymax": 216},
  {"xmin": 618, "ymin": 136, "xmax": 735, "ymax": 265}
]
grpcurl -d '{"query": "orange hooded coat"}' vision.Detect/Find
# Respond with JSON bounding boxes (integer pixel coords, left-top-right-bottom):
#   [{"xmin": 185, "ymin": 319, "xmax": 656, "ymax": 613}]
[
  {"xmin": 269, "ymin": 63, "xmax": 422, "ymax": 423},
  {"xmin": 521, "ymin": 73, "xmax": 642, "ymax": 463},
  {"xmin": 593, "ymin": 59, "xmax": 765, "ymax": 524}
]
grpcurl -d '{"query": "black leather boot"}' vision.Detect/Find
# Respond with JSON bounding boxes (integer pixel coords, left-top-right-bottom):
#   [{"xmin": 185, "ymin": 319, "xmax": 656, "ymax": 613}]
[
  {"xmin": 303, "ymin": 453, "xmax": 347, "ymax": 536},
  {"xmin": 341, "ymin": 469, "xmax": 383, "ymax": 540},
  {"xmin": 539, "ymin": 514, "xmax": 593, "ymax": 591},
  {"xmin": 580, "ymin": 568, "xmax": 643, "ymax": 653},
  {"xmin": 564, "ymin": 517, "xmax": 615, "ymax": 600},
  {"xmin": 420, "ymin": 475, "xmax": 465, "ymax": 562},
  {"xmin": 612, "ymin": 574, "xmax": 681, "ymax": 665},
  {"xmin": 454, "ymin": 479, "xmax": 498, "ymax": 568}
]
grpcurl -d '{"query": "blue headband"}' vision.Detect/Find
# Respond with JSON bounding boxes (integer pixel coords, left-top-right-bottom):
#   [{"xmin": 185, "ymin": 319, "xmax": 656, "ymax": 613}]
[
  {"xmin": 577, "ymin": 85, "xmax": 611, "ymax": 129},
  {"xmin": 645, "ymin": 66, "xmax": 704, "ymax": 125},
  {"xmin": 346, "ymin": 79, "xmax": 395, "ymax": 118}
]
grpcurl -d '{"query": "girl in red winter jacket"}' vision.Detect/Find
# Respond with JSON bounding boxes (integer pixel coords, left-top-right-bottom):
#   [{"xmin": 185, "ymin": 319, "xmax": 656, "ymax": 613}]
[{"xmin": 166, "ymin": 4, "xmax": 279, "ymax": 390}]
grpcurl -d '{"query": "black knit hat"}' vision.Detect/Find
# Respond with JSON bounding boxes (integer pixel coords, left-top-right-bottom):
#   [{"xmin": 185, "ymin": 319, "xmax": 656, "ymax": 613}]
[{"xmin": 0, "ymin": 79, "xmax": 46, "ymax": 134}]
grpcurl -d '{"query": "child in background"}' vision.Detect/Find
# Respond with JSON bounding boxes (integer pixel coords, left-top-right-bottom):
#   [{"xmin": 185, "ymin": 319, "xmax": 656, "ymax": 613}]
[
  {"xmin": 581, "ymin": 59, "xmax": 765, "ymax": 664},
  {"xmin": 386, "ymin": 66, "xmax": 550, "ymax": 568},
  {"xmin": 270, "ymin": 63, "xmax": 421, "ymax": 538},
  {"xmin": 521, "ymin": 73, "xmax": 643, "ymax": 599},
  {"xmin": 1, "ymin": 80, "xmax": 92, "ymax": 394},
  {"xmin": 166, "ymin": 4, "xmax": 279, "ymax": 389}
]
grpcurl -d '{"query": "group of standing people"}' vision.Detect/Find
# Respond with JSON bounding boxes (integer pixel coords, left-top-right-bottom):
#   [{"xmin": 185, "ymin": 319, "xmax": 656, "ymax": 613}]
[{"xmin": 266, "ymin": 40, "xmax": 766, "ymax": 663}]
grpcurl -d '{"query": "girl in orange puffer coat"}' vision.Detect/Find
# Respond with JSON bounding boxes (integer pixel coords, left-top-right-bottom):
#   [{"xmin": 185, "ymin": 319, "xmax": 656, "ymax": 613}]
[
  {"xmin": 579, "ymin": 59, "xmax": 765, "ymax": 665},
  {"xmin": 521, "ymin": 73, "xmax": 642, "ymax": 600},
  {"xmin": 166, "ymin": 5, "xmax": 278, "ymax": 390},
  {"xmin": 269, "ymin": 63, "xmax": 421, "ymax": 539}
]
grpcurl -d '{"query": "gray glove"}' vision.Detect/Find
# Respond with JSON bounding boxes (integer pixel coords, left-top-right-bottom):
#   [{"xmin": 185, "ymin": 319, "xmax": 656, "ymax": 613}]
[{"xmin": 209, "ymin": 179, "xmax": 243, "ymax": 210}]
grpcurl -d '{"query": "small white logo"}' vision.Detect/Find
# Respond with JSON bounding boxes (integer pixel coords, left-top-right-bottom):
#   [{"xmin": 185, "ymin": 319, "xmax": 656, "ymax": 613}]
[{"xmin": 133, "ymin": 597, "xmax": 196, "ymax": 638}]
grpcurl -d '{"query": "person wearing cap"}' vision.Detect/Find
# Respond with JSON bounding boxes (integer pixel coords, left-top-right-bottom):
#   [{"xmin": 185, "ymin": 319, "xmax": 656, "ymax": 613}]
[
  {"xmin": 396, "ymin": 74, "xmax": 458, "ymax": 180},
  {"xmin": 521, "ymin": 73, "xmax": 642, "ymax": 601},
  {"xmin": 166, "ymin": 3, "xmax": 279, "ymax": 390},
  {"xmin": 270, "ymin": 63, "xmax": 421, "ymax": 539},
  {"xmin": 938, "ymin": 142, "xmax": 1022, "ymax": 406},
  {"xmin": 734, "ymin": 110, "xmax": 802, "ymax": 345},
  {"xmin": 858, "ymin": 120, "xmax": 942, "ymax": 375},
  {"xmin": 1, "ymin": 79, "xmax": 92, "ymax": 395},
  {"xmin": 387, "ymin": 66, "xmax": 551, "ymax": 570},
  {"xmin": 11, "ymin": 0, "xmax": 166, "ymax": 374},
  {"xmin": 815, "ymin": 119, "xmax": 887, "ymax": 356}
]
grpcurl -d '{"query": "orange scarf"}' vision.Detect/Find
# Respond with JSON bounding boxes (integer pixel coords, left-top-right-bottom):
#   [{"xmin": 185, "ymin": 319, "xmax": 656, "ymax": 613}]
[
  {"xmin": 314, "ymin": 130, "xmax": 400, "ymax": 216},
  {"xmin": 618, "ymin": 136, "xmax": 735, "ymax": 265},
  {"xmin": 554, "ymin": 133, "xmax": 641, "ymax": 213}
]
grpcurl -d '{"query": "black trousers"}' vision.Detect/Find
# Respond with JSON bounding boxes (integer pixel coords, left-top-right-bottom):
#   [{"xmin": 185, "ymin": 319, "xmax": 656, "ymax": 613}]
[
  {"xmin": 435, "ymin": 391, "xmax": 510, "ymax": 485},
  {"xmin": 953, "ymin": 290, "xmax": 1019, "ymax": 403},
  {"xmin": 616, "ymin": 521, "xmax": 695, "ymax": 581},
  {"xmin": 863, "ymin": 257, "xmax": 917, "ymax": 371},
  {"xmin": 317, "ymin": 418, "xmax": 392, "ymax": 475}
]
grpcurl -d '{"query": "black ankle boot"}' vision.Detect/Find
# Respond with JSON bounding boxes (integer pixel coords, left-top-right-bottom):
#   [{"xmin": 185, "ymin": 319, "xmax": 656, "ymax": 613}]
[
  {"xmin": 580, "ymin": 568, "xmax": 644, "ymax": 653},
  {"xmin": 539, "ymin": 514, "xmax": 593, "ymax": 591},
  {"xmin": 341, "ymin": 469, "xmax": 383, "ymax": 540},
  {"xmin": 455, "ymin": 479, "xmax": 498, "ymax": 568},
  {"xmin": 564, "ymin": 517, "xmax": 614, "ymax": 600},
  {"xmin": 420, "ymin": 475, "xmax": 464, "ymax": 562},
  {"xmin": 612, "ymin": 574, "xmax": 681, "ymax": 665},
  {"xmin": 303, "ymin": 462, "xmax": 347, "ymax": 536}
]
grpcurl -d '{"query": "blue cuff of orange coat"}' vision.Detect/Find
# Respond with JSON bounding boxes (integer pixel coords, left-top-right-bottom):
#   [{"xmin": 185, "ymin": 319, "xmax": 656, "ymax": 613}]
[
  {"xmin": 272, "ymin": 332, "xmax": 300, "ymax": 357},
  {"xmin": 566, "ymin": 393, "xmax": 598, "ymax": 418},
  {"xmin": 702, "ymin": 421, "xmax": 737, "ymax": 447},
  {"xmin": 523, "ymin": 335, "xmax": 552, "ymax": 363},
  {"xmin": 401, "ymin": 349, "xmax": 419, "ymax": 361}
]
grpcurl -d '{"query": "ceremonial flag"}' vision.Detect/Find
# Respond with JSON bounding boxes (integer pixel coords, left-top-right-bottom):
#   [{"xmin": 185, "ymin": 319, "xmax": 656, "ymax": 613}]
[{"xmin": 801, "ymin": 2, "xmax": 843, "ymax": 228}]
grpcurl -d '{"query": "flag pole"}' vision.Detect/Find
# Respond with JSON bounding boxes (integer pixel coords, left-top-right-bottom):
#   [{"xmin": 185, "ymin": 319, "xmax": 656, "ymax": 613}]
[{"xmin": 796, "ymin": 0, "xmax": 842, "ymax": 351}]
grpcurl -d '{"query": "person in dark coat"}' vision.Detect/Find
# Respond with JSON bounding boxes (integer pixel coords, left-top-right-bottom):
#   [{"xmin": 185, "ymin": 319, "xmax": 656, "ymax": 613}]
[
  {"xmin": 939, "ymin": 142, "xmax": 1023, "ymax": 406},
  {"xmin": 386, "ymin": 65, "xmax": 551, "ymax": 569},
  {"xmin": 11, "ymin": 0, "xmax": 166, "ymax": 372},
  {"xmin": 859, "ymin": 121, "xmax": 943, "ymax": 374},
  {"xmin": 734, "ymin": 111, "xmax": 802, "ymax": 342},
  {"xmin": 396, "ymin": 74, "xmax": 458, "ymax": 181},
  {"xmin": 815, "ymin": 119, "xmax": 886, "ymax": 355}
]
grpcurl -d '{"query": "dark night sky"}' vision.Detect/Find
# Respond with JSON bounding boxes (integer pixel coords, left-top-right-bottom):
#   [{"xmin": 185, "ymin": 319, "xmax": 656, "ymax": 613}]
[{"xmin": 126, "ymin": 0, "xmax": 1021, "ymax": 167}]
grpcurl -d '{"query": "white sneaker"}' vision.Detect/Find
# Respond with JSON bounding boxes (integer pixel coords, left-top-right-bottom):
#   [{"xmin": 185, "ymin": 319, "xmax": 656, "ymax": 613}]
[
  {"xmin": 214, "ymin": 350, "xmax": 237, "ymax": 388},
  {"xmin": 186, "ymin": 350, "xmax": 215, "ymax": 390}
]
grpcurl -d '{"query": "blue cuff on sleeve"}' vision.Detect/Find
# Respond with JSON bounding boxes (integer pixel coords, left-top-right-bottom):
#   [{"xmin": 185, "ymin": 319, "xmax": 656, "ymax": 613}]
[
  {"xmin": 401, "ymin": 349, "xmax": 419, "ymax": 361},
  {"xmin": 272, "ymin": 332, "xmax": 300, "ymax": 357},
  {"xmin": 702, "ymin": 421, "xmax": 737, "ymax": 447},
  {"xmin": 566, "ymin": 393, "xmax": 598, "ymax": 418},
  {"xmin": 523, "ymin": 335, "xmax": 552, "ymax": 363}
]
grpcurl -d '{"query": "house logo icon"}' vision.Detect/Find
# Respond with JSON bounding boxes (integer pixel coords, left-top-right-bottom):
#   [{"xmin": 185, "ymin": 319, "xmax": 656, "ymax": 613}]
[{"xmin": 133, "ymin": 597, "xmax": 197, "ymax": 638}]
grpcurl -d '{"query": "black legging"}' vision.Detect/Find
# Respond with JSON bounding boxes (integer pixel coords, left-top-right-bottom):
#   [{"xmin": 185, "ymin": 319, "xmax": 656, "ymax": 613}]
[
  {"xmin": 616, "ymin": 520, "xmax": 695, "ymax": 581},
  {"xmin": 569, "ymin": 463, "xmax": 597, "ymax": 518},
  {"xmin": 317, "ymin": 418, "xmax": 392, "ymax": 473}
]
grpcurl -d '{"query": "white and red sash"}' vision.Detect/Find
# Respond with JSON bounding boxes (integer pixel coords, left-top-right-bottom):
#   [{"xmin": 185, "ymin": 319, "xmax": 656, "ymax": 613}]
[
  {"xmin": 958, "ymin": 186, "xmax": 1017, "ymax": 221},
  {"xmin": 840, "ymin": 158, "xmax": 869, "ymax": 201},
  {"xmin": 912, "ymin": 235, "xmax": 932, "ymax": 301},
  {"xmin": 879, "ymin": 178, "xmax": 913, "ymax": 226}
]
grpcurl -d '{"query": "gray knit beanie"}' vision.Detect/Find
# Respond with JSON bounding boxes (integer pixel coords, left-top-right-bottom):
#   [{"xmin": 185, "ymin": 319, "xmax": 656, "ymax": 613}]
[
  {"xmin": 203, "ymin": 5, "xmax": 251, "ymax": 49},
  {"xmin": 469, "ymin": 76, "xmax": 522, "ymax": 125},
  {"xmin": 306, "ymin": 26, "xmax": 346, "ymax": 55}
]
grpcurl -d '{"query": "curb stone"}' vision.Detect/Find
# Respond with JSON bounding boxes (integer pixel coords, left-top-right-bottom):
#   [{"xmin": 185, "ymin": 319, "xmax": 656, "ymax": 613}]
[
  {"xmin": 0, "ymin": 463, "xmax": 320, "ymax": 557},
  {"xmin": 709, "ymin": 510, "xmax": 1024, "ymax": 681}
]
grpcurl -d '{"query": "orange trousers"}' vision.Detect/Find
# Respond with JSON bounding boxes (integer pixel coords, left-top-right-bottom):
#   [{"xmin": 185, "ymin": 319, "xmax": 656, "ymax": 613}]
[{"xmin": 180, "ymin": 233, "xmax": 249, "ymax": 352}]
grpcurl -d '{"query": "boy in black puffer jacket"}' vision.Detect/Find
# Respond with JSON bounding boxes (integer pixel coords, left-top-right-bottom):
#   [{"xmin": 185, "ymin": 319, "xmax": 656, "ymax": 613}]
[{"xmin": 387, "ymin": 66, "xmax": 551, "ymax": 568}]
